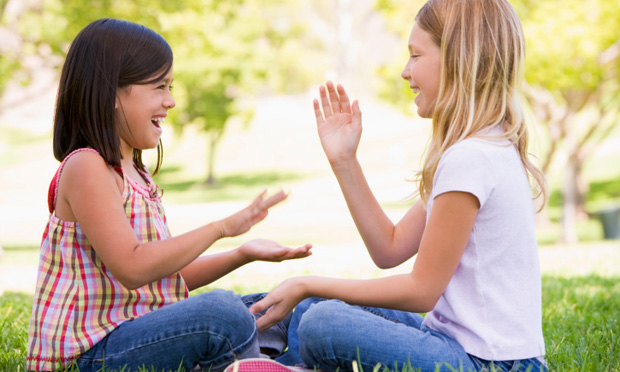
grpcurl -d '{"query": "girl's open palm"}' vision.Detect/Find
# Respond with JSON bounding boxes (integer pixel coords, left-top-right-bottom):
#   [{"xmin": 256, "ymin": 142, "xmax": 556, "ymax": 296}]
[
  {"xmin": 314, "ymin": 82, "xmax": 362, "ymax": 165},
  {"xmin": 239, "ymin": 239, "xmax": 312, "ymax": 263}
]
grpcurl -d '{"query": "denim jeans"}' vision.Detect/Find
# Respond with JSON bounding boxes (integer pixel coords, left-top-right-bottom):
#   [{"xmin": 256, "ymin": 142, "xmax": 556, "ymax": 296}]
[
  {"xmin": 277, "ymin": 299, "xmax": 548, "ymax": 372},
  {"xmin": 76, "ymin": 289, "xmax": 261, "ymax": 372}
]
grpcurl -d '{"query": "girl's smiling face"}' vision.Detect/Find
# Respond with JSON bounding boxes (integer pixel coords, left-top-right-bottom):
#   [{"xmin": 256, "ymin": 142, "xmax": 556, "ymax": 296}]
[
  {"xmin": 115, "ymin": 69, "xmax": 176, "ymax": 155},
  {"xmin": 401, "ymin": 23, "xmax": 442, "ymax": 119}
]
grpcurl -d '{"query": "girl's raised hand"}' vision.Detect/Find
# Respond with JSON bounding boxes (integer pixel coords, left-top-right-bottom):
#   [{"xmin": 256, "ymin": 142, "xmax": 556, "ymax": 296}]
[
  {"xmin": 219, "ymin": 190, "xmax": 287, "ymax": 238},
  {"xmin": 239, "ymin": 239, "xmax": 312, "ymax": 263},
  {"xmin": 313, "ymin": 81, "xmax": 362, "ymax": 166}
]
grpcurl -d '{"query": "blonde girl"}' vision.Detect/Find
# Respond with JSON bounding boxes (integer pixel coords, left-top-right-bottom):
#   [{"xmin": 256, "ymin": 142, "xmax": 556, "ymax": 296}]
[
  {"xmin": 27, "ymin": 18, "xmax": 311, "ymax": 372},
  {"xmin": 238, "ymin": 0, "xmax": 549, "ymax": 371}
]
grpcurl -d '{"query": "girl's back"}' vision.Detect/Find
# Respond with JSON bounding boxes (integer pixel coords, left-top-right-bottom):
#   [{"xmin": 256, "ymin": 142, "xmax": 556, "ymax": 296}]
[{"xmin": 28, "ymin": 148, "xmax": 187, "ymax": 371}]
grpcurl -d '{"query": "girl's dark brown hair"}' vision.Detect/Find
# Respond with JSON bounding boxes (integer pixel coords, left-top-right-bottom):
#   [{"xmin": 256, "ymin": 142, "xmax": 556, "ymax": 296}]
[{"xmin": 53, "ymin": 18, "xmax": 172, "ymax": 175}]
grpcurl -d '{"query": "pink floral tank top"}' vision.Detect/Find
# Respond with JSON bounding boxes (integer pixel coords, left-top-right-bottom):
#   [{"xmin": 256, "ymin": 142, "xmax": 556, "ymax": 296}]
[{"xmin": 27, "ymin": 148, "xmax": 189, "ymax": 371}]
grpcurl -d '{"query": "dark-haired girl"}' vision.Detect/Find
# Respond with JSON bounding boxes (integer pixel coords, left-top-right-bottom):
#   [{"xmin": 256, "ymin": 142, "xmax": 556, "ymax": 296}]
[{"xmin": 26, "ymin": 18, "xmax": 311, "ymax": 372}]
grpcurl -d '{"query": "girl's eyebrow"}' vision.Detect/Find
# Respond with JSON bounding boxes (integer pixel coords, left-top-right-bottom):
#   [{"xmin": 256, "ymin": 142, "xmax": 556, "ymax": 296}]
[{"xmin": 157, "ymin": 77, "xmax": 174, "ymax": 85}]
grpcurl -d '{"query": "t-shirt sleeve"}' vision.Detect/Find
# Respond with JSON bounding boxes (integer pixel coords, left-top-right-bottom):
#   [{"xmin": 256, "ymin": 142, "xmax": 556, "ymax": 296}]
[{"xmin": 432, "ymin": 143, "xmax": 496, "ymax": 208}]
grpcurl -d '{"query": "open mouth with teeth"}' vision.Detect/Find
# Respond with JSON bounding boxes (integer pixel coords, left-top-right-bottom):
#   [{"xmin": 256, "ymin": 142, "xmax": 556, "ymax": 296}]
[{"xmin": 152, "ymin": 117, "xmax": 165, "ymax": 128}]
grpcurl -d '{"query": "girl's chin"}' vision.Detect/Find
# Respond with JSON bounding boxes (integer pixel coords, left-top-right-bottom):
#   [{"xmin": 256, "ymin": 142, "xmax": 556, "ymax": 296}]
[{"xmin": 416, "ymin": 106, "xmax": 432, "ymax": 119}]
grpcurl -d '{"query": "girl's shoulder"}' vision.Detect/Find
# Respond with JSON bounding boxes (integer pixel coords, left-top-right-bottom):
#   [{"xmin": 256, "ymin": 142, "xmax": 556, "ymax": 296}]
[
  {"xmin": 53, "ymin": 149, "xmax": 124, "ymax": 218},
  {"xmin": 446, "ymin": 132, "xmax": 512, "ymax": 160},
  {"xmin": 61, "ymin": 150, "xmax": 121, "ymax": 183}
]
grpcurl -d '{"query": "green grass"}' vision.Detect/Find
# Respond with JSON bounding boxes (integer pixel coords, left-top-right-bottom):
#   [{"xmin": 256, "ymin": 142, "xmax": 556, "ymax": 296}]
[
  {"xmin": 2, "ymin": 274, "xmax": 619, "ymax": 372},
  {"xmin": 153, "ymin": 165, "xmax": 310, "ymax": 204}
]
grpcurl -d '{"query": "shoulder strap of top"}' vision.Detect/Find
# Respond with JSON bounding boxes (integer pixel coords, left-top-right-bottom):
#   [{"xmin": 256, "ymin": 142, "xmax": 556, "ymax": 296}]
[{"xmin": 47, "ymin": 148, "xmax": 116, "ymax": 213}]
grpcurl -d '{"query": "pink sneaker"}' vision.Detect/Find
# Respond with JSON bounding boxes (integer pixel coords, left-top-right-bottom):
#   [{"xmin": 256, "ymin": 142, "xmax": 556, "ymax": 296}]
[{"xmin": 223, "ymin": 358, "xmax": 321, "ymax": 372}]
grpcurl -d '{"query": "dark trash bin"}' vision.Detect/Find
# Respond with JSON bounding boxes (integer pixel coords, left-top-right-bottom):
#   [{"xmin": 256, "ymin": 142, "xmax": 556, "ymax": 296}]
[{"xmin": 593, "ymin": 207, "xmax": 620, "ymax": 240}]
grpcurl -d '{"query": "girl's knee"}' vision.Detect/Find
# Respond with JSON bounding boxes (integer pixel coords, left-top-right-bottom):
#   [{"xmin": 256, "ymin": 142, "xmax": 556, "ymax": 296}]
[
  {"xmin": 298, "ymin": 300, "xmax": 345, "ymax": 331},
  {"xmin": 190, "ymin": 290, "xmax": 256, "ymax": 331},
  {"xmin": 297, "ymin": 300, "xmax": 348, "ymax": 351}
]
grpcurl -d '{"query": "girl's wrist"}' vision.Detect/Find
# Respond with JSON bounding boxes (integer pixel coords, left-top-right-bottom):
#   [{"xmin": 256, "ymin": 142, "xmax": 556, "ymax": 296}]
[
  {"xmin": 329, "ymin": 156, "xmax": 358, "ymax": 173},
  {"xmin": 294, "ymin": 275, "xmax": 316, "ymax": 299},
  {"xmin": 213, "ymin": 219, "xmax": 228, "ymax": 239},
  {"xmin": 234, "ymin": 244, "xmax": 254, "ymax": 265}
]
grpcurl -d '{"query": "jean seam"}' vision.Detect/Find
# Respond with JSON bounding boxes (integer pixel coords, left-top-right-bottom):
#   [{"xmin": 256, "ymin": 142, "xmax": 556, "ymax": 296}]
[{"xmin": 358, "ymin": 305, "xmax": 406, "ymax": 324}]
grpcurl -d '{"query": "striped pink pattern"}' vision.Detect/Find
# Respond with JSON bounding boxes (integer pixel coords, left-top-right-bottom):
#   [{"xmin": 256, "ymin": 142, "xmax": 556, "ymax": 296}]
[{"xmin": 27, "ymin": 149, "xmax": 188, "ymax": 371}]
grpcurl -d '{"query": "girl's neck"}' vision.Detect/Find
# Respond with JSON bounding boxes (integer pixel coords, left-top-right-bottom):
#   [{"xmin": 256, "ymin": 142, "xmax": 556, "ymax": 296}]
[
  {"xmin": 119, "ymin": 139, "xmax": 135, "ymax": 169},
  {"xmin": 119, "ymin": 143, "xmax": 149, "ymax": 188}
]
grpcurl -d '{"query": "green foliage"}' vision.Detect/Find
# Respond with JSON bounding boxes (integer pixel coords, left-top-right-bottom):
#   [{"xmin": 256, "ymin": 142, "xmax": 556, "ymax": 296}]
[
  {"xmin": 7, "ymin": 0, "xmax": 326, "ymax": 183},
  {"xmin": 0, "ymin": 0, "xmax": 27, "ymax": 97},
  {"xmin": 373, "ymin": 0, "xmax": 425, "ymax": 116},
  {"xmin": 520, "ymin": 0, "xmax": 620, "ymax": 93}
]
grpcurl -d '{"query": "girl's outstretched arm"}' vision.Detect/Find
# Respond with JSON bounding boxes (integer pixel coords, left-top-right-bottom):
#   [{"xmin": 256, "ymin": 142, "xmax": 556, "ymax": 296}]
[
  {"xmin": 57, "ymin": 151, "xmax": 296, "ymax": 290},
  {"xmin": 180, "ymin": 239, "xmax": 312, "ymax": 291},
  {"xmin": 251, "ymin": 191, "xmax": 479, "ymax": 331},
  {"xmin": 314, "ymin": 81, "xmax": 426, "ymax": 268}
]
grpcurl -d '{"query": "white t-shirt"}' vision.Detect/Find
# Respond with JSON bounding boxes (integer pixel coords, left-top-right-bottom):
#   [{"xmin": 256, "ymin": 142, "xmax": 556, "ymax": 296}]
[{"xmin": 422, "ymin": 128, "xmax": 545, "ymax": 361}]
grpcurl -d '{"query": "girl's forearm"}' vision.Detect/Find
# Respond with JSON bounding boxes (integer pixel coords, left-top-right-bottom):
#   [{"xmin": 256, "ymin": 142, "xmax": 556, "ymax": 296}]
[
  {"xmin": 121, "ymin": 221, "xmax": 231, "ymax": 289},
  {"xmin": 329, "ymin": 158, "xmax": 416, "ymax": 268},
  {"xmin": 301, "ymin": 274, "xmax": 436, "ymax": 314},
  {"xmin": 180, "ymin": 249, "xmax": 248, "ymax": 291}
]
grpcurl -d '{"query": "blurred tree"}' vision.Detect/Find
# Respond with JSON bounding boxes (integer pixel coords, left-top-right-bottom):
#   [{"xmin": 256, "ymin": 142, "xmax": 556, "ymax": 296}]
[
  {"xmin": 376, "ymin": 0, "xmax": 620, "ymax": 244},
  {"xmin": 10, "ymin": 0, "xmax": 326, "ymax": 185},
  {"xmin": 160, "ymin": 0, "xmax": 325, "ymax": 185},
  {"xmin": 516, "ymin": 0, "xmax": 620, "ymax": 244},
  {"xmin": 374, "ymin": 0, "xmax": 426, "ymax": 115},
  {"xmin": 0, "ymin": 0, "xmax": 32, "ymax": 111}
]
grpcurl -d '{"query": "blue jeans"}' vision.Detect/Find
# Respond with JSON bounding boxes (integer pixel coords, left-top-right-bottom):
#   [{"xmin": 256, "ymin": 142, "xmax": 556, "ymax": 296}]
[
  {"xmin": 76, "ymin": 289, "xmax": 261, "ymax": 372},
  {"xmin": 278, "ymin": 299, "xmax": 548, "ymax": 372}
]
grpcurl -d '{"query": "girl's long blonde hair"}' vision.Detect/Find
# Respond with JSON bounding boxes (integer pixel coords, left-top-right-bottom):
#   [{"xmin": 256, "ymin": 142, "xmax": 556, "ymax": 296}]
[{"xmin": 415, "ymin": 0, "xmax": 547, "ymax": 209}]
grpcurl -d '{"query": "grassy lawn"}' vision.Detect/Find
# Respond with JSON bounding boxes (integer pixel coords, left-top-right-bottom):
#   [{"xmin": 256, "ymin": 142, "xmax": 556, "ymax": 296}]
[{"xmin": 2, "ymin": 272, "xmax": 619, "ymax": 372}]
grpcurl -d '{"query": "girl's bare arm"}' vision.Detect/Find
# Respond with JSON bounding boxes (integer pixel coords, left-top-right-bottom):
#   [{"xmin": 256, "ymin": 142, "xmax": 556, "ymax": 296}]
[
  {"xmin": 251, "ymin": 191, "xmax": 479, "ymax": 331},
  {"xmin": 315, "ymin": 81, "xmax": 426, "ymax": 268},
  {"xmin": 57, "ymin": 151, "xmax": 294, "ymax": 289}
]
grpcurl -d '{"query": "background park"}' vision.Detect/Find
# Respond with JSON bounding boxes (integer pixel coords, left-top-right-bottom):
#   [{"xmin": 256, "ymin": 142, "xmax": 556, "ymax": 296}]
[{"xmin": 0, "ymin": 0, "xmax": 619, "ymax": 371}]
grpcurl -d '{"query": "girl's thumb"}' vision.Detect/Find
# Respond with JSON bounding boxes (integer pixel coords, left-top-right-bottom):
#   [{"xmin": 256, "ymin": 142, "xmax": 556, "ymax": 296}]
[
  {"xmin": 352, "ymin": 100, "xmax": 362, "ymax": 123},
  {"xmin": 249, "ymin": 301, "xmax": 265, "ymax": 315}
]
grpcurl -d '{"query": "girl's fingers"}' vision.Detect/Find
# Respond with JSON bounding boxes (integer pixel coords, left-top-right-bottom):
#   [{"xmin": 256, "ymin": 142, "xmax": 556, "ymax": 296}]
[
  {"xmin": 256, "ymin": 312, "xmax": 277, "ymax": 332},
  {"xmin": 260, "ymin": 190, "xmax": 288, "ymax": 210},
  {"xmin": 326, "ymin": 81, "xmax": 341, "ymax": 113},
  {"xmin": 316, "ymin": 82, "xmax": 352, "ymax": 119},
  {"xmin": 337, "ymin": 84, "xmax": 352, "ymax": 114},
  {"xmin": 313, "ymin": 99, "xmax": 325, "ymax": 125},
  {"xmin": 249, "ymin": 297, "xmax": 270, "ymax": 317},
  {"xmin": 319, "ymin": 85, "xmax": 332, "ymax": 118},
  {"xmin": 287, "ymin": 244, "xmax": 313, "ymax": 259}
]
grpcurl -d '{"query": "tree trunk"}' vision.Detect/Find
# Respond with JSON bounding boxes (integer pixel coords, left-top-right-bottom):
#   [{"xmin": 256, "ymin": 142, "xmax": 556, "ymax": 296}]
[
  {"xmin": 205, "ymin": 131, "xmax": 222, "ymax": 187},
  {"xmin": 561, "ymin": 132, "xmax": 580, "ymax": 244}
]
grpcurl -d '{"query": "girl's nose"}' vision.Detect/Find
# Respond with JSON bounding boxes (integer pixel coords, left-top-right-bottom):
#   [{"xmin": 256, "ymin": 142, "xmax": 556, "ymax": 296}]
[
  {"xmin": 401, "ymin": 62, "xmax": 410, "ymax": 80},
  {"xmin": 165, "ymin": 94, "xmax": 176, "ymax": 109}
]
